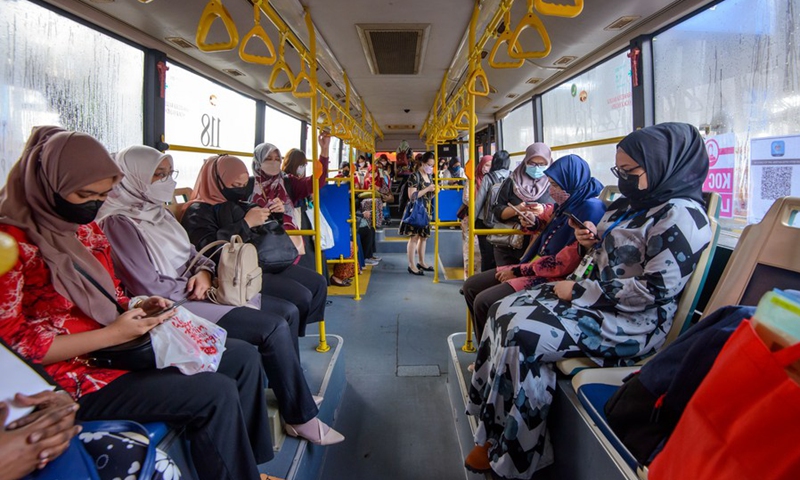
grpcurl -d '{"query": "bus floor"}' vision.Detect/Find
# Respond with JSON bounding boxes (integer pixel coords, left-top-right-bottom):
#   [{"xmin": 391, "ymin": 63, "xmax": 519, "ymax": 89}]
[{"xmin": 319, "ymin": 251, "xmax": 470, "ymax": 480}]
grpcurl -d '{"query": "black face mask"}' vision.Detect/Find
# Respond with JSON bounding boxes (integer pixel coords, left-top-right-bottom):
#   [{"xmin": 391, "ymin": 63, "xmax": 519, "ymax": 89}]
[
  {"xmin": 222, "ymin": 177, "xmax": 255, "ymax": 203},
  {"xmin": 617, "ymin": 174, "xmax": 647, "ymax": 203},
  {"xmin": 53, "ymin": 193, "xmax": 103, "ymax": 225}
]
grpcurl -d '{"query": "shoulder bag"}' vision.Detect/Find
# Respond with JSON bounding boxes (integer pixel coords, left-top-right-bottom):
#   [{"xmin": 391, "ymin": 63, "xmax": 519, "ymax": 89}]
[
  {"xmin": 185, "ymin": 234, "xmax": 262, "ymax": 306},
  {"xmin": 74, "ymin": 263, "xmax": 157, "ymax": 371},
  {"xmin": 251, "ymin": 219, "xmax": 299, "ymax": 273}
]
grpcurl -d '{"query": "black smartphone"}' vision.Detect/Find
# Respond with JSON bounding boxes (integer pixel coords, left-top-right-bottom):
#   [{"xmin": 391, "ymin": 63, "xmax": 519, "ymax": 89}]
[
  {"xmin": 147, "ymin": 298, "xmax": 188, "ymax": 317},
  {"xmin": 566, "ymin": 212, "xmax": 588, "ymax": 230}
]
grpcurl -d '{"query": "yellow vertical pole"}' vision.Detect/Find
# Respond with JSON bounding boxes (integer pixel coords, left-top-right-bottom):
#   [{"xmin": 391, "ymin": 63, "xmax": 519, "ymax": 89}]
[
  {"xmin": 305, "ymin": 9, "xmax": 329, "ymax": 353},
  {"xmin": 350, "ymin": 147, "xmax": 361, "ymax": 301},
  {"xmin": 462, "ymin": 0, "xmax": 480, "ymax": 353}
]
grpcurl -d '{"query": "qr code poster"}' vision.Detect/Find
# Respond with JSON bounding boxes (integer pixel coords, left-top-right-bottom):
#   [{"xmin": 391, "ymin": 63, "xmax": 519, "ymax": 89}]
[{"xmin": 749, "ymin": 134, "xmax": 800, "ymax": 225}]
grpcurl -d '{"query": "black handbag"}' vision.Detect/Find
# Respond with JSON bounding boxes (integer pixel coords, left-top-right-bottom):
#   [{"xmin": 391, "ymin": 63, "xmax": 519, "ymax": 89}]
[
  {"xmin": 74, "ymin": 263, "xmax": 156, "ymax": 371},
  {"xmin": 253, "ymin": 218, "xmax": 299, "ymax": 273}
]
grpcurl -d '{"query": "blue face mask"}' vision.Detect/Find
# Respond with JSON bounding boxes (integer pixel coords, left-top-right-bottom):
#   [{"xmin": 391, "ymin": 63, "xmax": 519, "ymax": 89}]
[{"xmin": 525, "ymin": 165, "xmax": 546, "ymax": 179}]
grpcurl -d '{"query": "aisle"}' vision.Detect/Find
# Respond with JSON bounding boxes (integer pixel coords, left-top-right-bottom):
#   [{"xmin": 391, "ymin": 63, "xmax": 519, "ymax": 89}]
[{"xmin": 320, "ymin": 252, "xmax": 469, "ymax": 480}]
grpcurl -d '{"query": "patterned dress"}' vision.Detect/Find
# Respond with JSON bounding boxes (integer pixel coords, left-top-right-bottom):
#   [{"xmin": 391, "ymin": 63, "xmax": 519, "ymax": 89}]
[
  {"xmin": 467, "ymin": 198, "xmax": 712, "ymax": 479},
  {"xmin": 399, "ymin": 172, "xmax": 433, "ymax": 238}
]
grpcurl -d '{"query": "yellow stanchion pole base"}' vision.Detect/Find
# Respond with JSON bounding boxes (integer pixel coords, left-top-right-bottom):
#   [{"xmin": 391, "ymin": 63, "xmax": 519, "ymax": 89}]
[
  {"xmin": 461, "ymin": 339, "xmax": 477, "ymax": 353},
  {"xmin": 316, "ymin": 342, "xmax": 331, "ymax": 353}
]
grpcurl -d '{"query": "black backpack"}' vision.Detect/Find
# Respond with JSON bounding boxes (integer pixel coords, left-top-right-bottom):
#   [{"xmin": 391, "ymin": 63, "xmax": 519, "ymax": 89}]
[
  {"xmin": 604, "ymin": 305, "xmax": 755, "ymax": 465},
  {"xmin": 481, "ymin": 174, "xmax": 506, "ymax": 228}
]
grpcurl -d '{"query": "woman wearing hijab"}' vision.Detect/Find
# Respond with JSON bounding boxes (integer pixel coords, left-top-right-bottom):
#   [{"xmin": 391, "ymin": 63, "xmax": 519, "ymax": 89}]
[
  {"xmin": 98, "ymin": 146, "xmax": 343, "ymax": 446},
  {"xmin": 0, "ymin": 126, "xmax": 274, "ymax": 480},
  {"xmin": 183, "ymin": 135, "xmax": 328, "ymax": 338},
  {"xmin": 441, "ymin": 157, "xmax": 466, "ymax": 186},
  {"xmin": 474, "ymin": 151, "xmax": 511, "ymax": 271},
  {"xmin": 458, "ymin": 155, "xmax": 493, "ymax": 279},
  {"xmin": 464, "ymin": 123, "xmax": 712, "ymax": 479},
  {"xmin": 491, "ymin": 143, "xmax": 554, "ymax": 266},
  {"xmin": 463, "ymin": 154, "xmax": 606, "ymax": 339}
]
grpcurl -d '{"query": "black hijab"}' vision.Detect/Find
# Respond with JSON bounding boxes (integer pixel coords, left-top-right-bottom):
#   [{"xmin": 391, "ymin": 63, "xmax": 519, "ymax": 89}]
[
  {"xmin": 617, "ymin": 122, "xmax": 708, "ymax": 210},
  {"xmin": 490, "ymin": 150, "xmax": 510, "ymax": 172}
]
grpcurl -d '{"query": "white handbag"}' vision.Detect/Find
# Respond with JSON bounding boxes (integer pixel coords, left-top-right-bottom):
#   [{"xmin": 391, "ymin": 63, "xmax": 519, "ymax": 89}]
[{"xmin": 185, "ymin": 235, "xmax": 261, "ymax": 306}]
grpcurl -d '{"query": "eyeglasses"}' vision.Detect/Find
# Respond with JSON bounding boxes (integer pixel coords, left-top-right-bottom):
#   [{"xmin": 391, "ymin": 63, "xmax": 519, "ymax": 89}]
[
  {"xmin": 153, "ymin": 170, "xmax": 179, "ymax": 182},
  {"xmin": 610, "ymin": 166, "xmax": 640, "ymax": 180}
]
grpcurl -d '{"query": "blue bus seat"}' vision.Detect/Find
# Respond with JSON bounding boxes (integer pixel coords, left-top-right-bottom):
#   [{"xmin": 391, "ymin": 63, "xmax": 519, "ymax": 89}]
[
  {"xmin": 319, "ymin": 183, "xmax": 353, "ymax": 259},
  {"xmin": 557, "ymin": 191, "xmax": 722, "ymax": 375},
  {"xmin": 433, "ymin": 189, "xmax": 463, "ymax": 222}
]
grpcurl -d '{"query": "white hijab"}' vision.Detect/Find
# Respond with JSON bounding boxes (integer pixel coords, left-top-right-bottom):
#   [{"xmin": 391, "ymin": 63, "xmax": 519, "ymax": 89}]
[{"xmin": 97, "ymin": 146, "xmax": 192, "ymax": 277}]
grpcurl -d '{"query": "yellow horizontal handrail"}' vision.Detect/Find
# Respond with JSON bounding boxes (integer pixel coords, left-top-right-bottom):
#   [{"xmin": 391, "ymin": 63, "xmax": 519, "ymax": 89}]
[
  {"xmin": 433, "ymin": 221, "xmax": 461, "ymax": 227},
  {"xmin": 285, "ymin": 229, "xmax": 316, "ymax": 236},
  {"xmin": 434, "ymin": 177, "xmax": 468, "ymax": 183},
  {"xmin": 507, "ymin": 135, "xmax": 628, "ymax": 158},
  {"xmin": 167, "ymin": 144, "xmax": 252, "ymax": 158}
]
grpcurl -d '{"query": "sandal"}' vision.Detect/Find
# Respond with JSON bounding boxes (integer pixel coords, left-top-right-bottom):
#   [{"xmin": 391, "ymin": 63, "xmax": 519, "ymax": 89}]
[{"xmin": 330, "ymin": 276, "xmax": 352, "ymax": 287}]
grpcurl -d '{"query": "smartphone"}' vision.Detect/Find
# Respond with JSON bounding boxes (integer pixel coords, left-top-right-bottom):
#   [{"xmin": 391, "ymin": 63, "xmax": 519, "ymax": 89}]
[
  {"xmin": 148, "ymin": 298, "xmax": 188, "ymax": 317},
  {"xmin": 507, "ymin": 203, "xmax": 536, "ymax": 223},
  {"xmin": 565, "ymin": 212, "xmax": 588, "ymax": 230}
]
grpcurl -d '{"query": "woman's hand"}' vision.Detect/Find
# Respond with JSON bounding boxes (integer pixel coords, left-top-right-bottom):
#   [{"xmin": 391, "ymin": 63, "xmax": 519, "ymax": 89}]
[
  {"xmin": 318, "ymin": 132, "xmax": 331, "ymax": 156},
  {"xmin": 526, "ymin": 203, "xmax": 545, "ymax": 216},
  {"xmin": 244, "ymin": 207, "xmax": 271, "ymax": 227},
  {"xmin": 139, "ymin": 296, "xmax": 171, "ymax": 316},
  {"xmin": 421, "ymin": 185, "xmax": 436, "ymax": 195},
  {"xmin": 105, "ymin": 308, "xmax": 172, "ymax": 345},
  {"xmin": 554, "ymin": 280, "xmax": 575, "ymax": 301},
  {"xmin": 0, "ymin": 395, "xmax": 81, "ymax": 477},
  {"xmin": 266, "ymin": 198, "xmax": 285, "ymax": 214},
  {"xmin": 495, "ymin": 269, "xmax": 516, "ymax": 283},
  {"xmin": 570, "ymin": 219, "xmax": 598, "ymax": 249},
  {"xmin": 187, "ymin": 270, "xmax": 212, "ymax": 300}
]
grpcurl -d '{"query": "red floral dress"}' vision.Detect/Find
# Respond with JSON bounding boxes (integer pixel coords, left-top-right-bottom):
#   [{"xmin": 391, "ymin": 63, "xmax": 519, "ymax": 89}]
[{"xmin": 0, "ymin": 223, "xmax": 129, "ymax": 399}]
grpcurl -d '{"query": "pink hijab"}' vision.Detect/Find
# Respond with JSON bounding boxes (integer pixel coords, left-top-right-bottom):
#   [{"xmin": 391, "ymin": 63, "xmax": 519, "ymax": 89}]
[
  {"xmin": 184, "ymin": 155, "xmax": 249, "ymax": 209},
  {"xmin": 0, "ymin": 126, "xmax": 124, "ymax": 324}
]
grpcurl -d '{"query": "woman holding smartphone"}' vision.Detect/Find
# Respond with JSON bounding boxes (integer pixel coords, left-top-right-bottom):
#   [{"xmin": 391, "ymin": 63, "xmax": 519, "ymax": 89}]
[
  {"xmin": 400, "ymin": 152, "xmax": 437, "ymax": 275},
  {"xmin": 463, "ymin": 154, "xmax": 606, "ymax": 339}
]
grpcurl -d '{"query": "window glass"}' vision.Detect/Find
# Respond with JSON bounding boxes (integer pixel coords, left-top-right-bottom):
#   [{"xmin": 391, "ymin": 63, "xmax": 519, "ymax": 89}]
[
  {"xmin": 542, "ymin": 51, "xmax": 632, "ymax": 148},
  {"xmin": 264, "ymin": 106, "xmax": 301, "ymax": 159},
  {"xmin": 552, "ymin": 143, "xmax": 617, "ymax": 189},
  {"xmin": 501, "ymin": 101, "xmax": 534, "ymax": 168},
  {"xmin": 654, "ymin": 0, "xmax": 800, "ymax": 246},
  {"xmin": 165, "ymin": 63, "xmax": 256, "ymax": 189},
  {"xmin": 0, "ymin": 0, "xmax": 143, "ymax": 186}
]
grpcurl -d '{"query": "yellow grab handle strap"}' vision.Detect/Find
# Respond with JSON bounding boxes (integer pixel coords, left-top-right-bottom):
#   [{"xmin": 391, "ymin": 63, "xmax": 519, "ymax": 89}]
[
  {"xmin": 196, "ymin": 0, "xmax": 239, "ymax": 52},
  {"xmin": 268, "ymin": 32, "xmax": 295, "ymax": 93},
  {"xmin": 508, "ymin": 1, "xmax": 552, "ymax": 60},
  {"xmin": 293, "ymin": 61, "xmax": 315, "ymax": 98},
  {"xmin": 489, "ymin": 10, "xmax": 525, "ymax": 69},
  {"xmin": 454, "ymin": 107, "xmax": 476, "ymax": 131},
  {"xmin": 534, "ymin": 0, "xmax": 584, "ymax": 18},
  {"xmin": 238, "ymin": 3, "xmax": 276, "ymax": 65},
  {"xmin": 467, "ymin": 65, "xmax": 490, "ymax": 97}
]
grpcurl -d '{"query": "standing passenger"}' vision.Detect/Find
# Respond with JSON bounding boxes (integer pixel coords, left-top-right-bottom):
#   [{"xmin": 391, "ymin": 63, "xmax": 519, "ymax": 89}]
[
  {"xmin": 401, "ymin": 152, "xmax": 436, "ymax": 275},
  {"xmin": 459, "ymin": 155, "xmax": 493, "ymax": 279},
  {"xmin": 474, "ymin": 150, "xmax": 511, "ymax": 271}
]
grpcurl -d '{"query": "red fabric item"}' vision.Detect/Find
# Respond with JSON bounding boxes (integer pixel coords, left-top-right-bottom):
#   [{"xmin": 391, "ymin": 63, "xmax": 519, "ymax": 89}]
[
  {"xmin": 649, "ymin": 319, "xmax": 800, "ymax": 480},
  {"xmin": 0, "ymin": 223, "xmax": 129, "ymax": 399}
]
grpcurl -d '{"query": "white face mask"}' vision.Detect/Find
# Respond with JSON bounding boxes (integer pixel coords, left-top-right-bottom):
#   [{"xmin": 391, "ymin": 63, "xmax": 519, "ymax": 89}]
[
  {"xmin": 148, "ymin": 178, "xmax": 177, "ymax": 204},
  {"xmin": 296, "ymin": 165, "xmax": 306, "ymax": 177},
  {"xmin": 261, "ymin": 160, "xmax": 282, "ymax": 177}
]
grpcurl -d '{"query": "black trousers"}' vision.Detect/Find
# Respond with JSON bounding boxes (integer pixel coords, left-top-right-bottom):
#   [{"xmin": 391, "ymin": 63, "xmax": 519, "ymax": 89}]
[
  {"xmin": 475, "ymin": 219, "xmax": 496, "ymax": 272},
  {"xmin": 217, "ymin": 307, "xmax": 318, "ymax": 425},
  {"xmin": 463, "ymin": 268, "xmax": 515, "ymax": 340},
  {"xmin": 358, "ymin": 224, "xmax": 376, "ymax": 259},
  {"xmin": 77, "ymin": 339, "xmax": 271, "ymax": 480},
  {"xmin": 260, "ymin": 294, "xmax": 301, "ymax": 355},
  {"xmin": 263, "ymin": 264, "xmax": 327, "ymax": 336},
  {"xmin": 493, "ymin": 245, "xmax": 525, "ymax": 267}
]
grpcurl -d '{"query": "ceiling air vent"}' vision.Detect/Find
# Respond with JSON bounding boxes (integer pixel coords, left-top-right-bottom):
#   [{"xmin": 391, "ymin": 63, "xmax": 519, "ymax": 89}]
[
  {"xmin": 553, "ymin": 56, "xmax": 577, "ymax": 66},
  {"xmin": 526, "ymin": 77, "xmax": 543, "ymax": 85},
  {"xmin": 604, "ymin": 16, "xmax": 641, "ymax": 31},
  {"xmin": 222, "ymin": 69, "xmax": 245, "ymax": 77},
  {"xmin": 506, "ymin": 93, "xmax": 519, "ymax": 99},
  {"xmin": 356, "ymin": 24, "xmax": 430, "ymax": 75},
  {"xmin": 261, "ymin": 88, "xmax": 273, "ymax": 95},
  {"xmin": 165, "ymin": 37, "xmax": 196, "ymax": 49},
  {"xmin": 386, "ymin": 124, "xmax": 416, "ymax": 130}
]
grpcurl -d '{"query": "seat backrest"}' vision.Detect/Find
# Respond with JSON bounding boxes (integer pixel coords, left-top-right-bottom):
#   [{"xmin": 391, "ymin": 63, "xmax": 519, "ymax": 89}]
[
  {"xmin": 166, "ymin": 187, "xmax": 193, "ymax": 222},
  {"xmin": 599, "ymin": 185, "xmax": 621, "ymax": 207},
  {"xmin": 703, "ymin": 196, "xmax": 800, "ymax": 317}
]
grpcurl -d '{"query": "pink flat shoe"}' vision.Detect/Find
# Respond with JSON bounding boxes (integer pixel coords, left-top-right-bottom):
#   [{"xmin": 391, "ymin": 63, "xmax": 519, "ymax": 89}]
[{"xmin": 285, "ymin": 418, "xmax": 344, "ymax": 446}]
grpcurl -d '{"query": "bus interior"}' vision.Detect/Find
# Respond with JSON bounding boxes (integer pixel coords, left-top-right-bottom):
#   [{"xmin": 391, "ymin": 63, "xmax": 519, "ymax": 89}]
[{"xmin": 1, "ymin": 0, "xmax": 799, "ymax": 479}]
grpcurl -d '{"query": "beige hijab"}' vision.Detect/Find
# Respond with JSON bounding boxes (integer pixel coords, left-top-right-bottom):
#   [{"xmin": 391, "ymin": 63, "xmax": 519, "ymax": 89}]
[{"xmin": 0, "ymin": 126, "xmax": 123, "ymax": 324}]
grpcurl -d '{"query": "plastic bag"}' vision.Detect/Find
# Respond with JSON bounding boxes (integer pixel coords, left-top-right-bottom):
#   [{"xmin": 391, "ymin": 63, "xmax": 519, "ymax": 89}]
[
  {"xmin": 150, "ymin": 307, "xmax": 227, "ymax": 375},
  {"xmin": 305, "ymin": 208, "xmax": 335, "ymax": 250}
]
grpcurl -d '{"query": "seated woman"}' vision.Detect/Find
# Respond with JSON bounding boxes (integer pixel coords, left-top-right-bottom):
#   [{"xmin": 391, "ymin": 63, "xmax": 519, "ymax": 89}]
[
  {"xmin": 97, "ymin": 146, "xmax": 342, "ymax": 446},
  {"xmin": 181, "ymin": 137, "xmax": 328, "ymax": 338},
  {"xmin": 491, "ymin": 143, "xmax": 554, "ymax": 266},
  {"xmin": 0, "ymin": 126, "xmax": 273, "ymax": 480},
  {"xmin": 465, "ymin": 123, "xmax": 713, "ymax": 479},
  {"xmin": 463, "ymin": 154, "xmax": 606, "ymax": 339}
]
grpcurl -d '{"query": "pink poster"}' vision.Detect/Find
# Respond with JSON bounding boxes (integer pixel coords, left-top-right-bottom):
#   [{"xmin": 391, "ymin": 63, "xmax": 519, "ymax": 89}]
[{"xmin": 703, "ymin": 133, "xmax": 736, "ymax": 218}]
